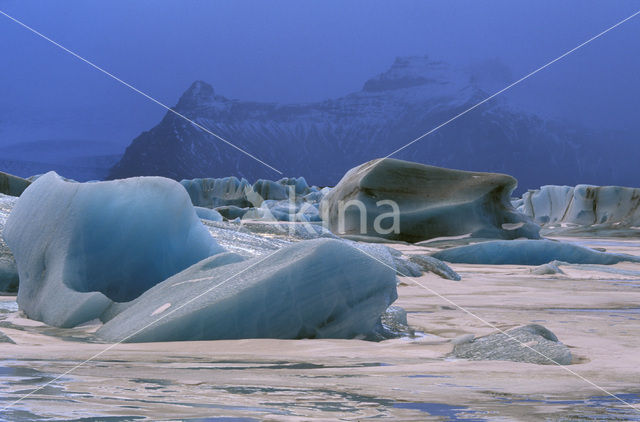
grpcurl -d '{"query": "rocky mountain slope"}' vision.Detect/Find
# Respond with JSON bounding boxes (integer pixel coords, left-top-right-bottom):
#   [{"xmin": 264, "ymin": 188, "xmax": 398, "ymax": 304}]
[{"xmin": 108, "ymin": 56, "xmax": 637, "ymax": 191}]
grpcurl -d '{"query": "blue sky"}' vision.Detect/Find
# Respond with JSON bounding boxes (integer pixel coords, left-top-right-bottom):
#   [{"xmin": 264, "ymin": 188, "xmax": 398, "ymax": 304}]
[{"xmin": 1, "ymin": 0, "xmax": 639, "ymax": 149}]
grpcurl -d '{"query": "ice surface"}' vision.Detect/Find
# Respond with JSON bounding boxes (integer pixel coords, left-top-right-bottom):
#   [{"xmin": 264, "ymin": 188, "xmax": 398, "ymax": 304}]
[
  {"xmin": 201, "ymin": 220, "xmax": 291, "ymax": 258},
  {"xmin": 431, "ymin": 239, "xmax": 640, "ymax": 266},
  {"xmin": 321, "ymin": 158, "xmax": 540, "ymax": 243},
  {"xmin": 97, "ymin": 238, "xmax": 398, "ymax": 342},
  {"xmin": 4, "ymin": 172, "xmax": 224, "ymax": 327}
]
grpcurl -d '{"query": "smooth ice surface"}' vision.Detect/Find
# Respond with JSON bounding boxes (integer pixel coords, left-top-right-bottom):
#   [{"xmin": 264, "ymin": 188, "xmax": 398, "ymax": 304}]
[
  {"xmin": 98, "ymin": 238, "xmax": 398, "ymax": 342},
  {"xmin": 518, "ymin": 185, "xmax": 640, "ymax": 229},
  {"xmin": 4, "ymin": 172, "xmax": 223, "ymax": 327},
  {"xmin": 321, "ymin": 158, "xmax": 540, "ymax": 243},
  {"xmin": 432, "ymin": 239, "xmax": 640, "ymax": 266}
]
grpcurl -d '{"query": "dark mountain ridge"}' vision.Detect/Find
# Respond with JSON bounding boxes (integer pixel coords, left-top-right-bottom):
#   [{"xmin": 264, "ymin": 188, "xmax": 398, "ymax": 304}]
[{"xmin": 108, "ymin": 56, "xmax": 638, "ymax": 192}]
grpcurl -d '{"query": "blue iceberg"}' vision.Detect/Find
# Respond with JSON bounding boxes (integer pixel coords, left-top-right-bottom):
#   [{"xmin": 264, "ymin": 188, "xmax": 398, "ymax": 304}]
[
  {"xmin": 3, "ymin": 172, "xmax": 223, "ymax": 327},
  {"xmin": 98, "ymin": 238, "xmax": 398, "ymax": 342}
]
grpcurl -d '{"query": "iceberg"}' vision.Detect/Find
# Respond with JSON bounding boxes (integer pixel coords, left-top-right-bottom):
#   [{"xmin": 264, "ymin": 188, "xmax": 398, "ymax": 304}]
[
  {"xmin": 4, "ymin": 172, "xmax": 223, "ymax": 327},
  {"xmin": 517, "ymin": 185, "xmax": 640, "ymax": 233},
  {"xmin": 181, "ymin": 176, "xmax": 253, "ymax": 208},
  {"xmin": 431, "ymin": 239, "xmax": 640, "ymax": 266},
  {"xmin": 320, "ymin": 158, "xmax": 540, "ymax": 243},
  {"xmin": 98, "ymin": 238, "xmax": 398, "ymax": 342}
]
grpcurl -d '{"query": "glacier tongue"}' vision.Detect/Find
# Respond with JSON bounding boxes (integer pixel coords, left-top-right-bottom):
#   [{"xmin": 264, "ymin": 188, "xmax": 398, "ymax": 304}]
[
  {"xmin": 97, "ymin": 238, "xmax": 398, "ymax": 342},
  {"xmin": 3, "ymin": 172, "xmax": 224, "ymax": 327}
]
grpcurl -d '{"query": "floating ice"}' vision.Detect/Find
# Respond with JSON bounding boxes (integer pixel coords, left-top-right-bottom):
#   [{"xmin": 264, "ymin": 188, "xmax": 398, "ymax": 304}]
[
  {"xmin": 431, "ymin": 239, "xmax": 640, "ymax": 266},
  {"xmin": 321, "ymin": 158, "xmax": 540, "ymax": 243},
  {"xmin": 4, "ymin": 172, "xmax": 224, "ymax": 327},
  {"xmin": 97, "ymin": 239, "xmax": 398, "ymax": 342}
]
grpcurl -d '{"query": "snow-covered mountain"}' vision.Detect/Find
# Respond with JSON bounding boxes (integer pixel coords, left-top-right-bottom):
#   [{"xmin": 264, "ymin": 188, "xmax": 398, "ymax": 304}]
[{"xmin": 108, "ymin": 56, "xmax": 638, "ymax": 191}]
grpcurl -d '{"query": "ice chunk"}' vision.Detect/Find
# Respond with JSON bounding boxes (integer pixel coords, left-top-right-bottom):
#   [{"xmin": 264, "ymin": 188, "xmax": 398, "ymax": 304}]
[
  {"xmin": 0, "ymin": 193, "xmax": 19, "ymax": 292},
  {"xmin": 321, "ymin": 158, "xmax": 540, "ymax": 243},
  {"xmin": 251, "ymin": 179, "xmax": 288, "ymax": 201},
  {"xmin": 0, "ymin": 171, "xmax": 31, "ymax": 197},
  {"xmin": 181, "ymin": 176, "xmax": 252, "ymax": 208},
  {"xmin": 432, "ymin": 239, "xmax": 640, "ymax": 266},
  {"xmin": 452, "ymin": 324, "xmax": 572, "ymax": 365},
  {"xmin": 0, "ymin": 255, "xmax": 19, "ymax": 293},
  {"xmin": 97, "ymin": 239, "xmax": 398, "ymax": 342},
  {"xmin": 194, "ymin": 206, "xmax": 223, "ymax": 222},
  {"xmin": 408, "ymin": 255, "xmax": 461, "ymax": 280},
  {"xmin": 530, "ymin": 261, "xmax": 565, "ymax": 275},
  {"xmin": 4, "ymin": 172, "xmax": 224, "ymax": 327}
]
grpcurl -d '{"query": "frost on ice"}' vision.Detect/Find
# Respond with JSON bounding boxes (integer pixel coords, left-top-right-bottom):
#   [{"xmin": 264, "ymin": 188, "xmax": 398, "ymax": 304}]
[{"xmin": 3, "ymin": 172, "xmax": 224, "ymax": 327}]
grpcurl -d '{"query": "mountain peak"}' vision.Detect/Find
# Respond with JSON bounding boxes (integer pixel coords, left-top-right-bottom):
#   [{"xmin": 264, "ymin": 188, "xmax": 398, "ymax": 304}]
[
  {"xmin": 362, "ymin": 55, "xmax": 469, "ymax": 93},
  {"xmin": 176, "ymin": 80, "xmax": 215, "ymax": 109}
]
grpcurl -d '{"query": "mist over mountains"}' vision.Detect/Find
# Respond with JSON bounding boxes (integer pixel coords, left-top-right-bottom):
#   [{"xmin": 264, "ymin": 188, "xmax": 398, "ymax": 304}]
[
  {"xmin": 109, "ymin": 57, "xmax": 640, "ymax": 190},
  {"xmin": 0, "ymin": 139, "xmax": 122, "ymax": 181},
  {"xmin": 107, "ymin": 56, "xmax": 637, "ymax": 192}
]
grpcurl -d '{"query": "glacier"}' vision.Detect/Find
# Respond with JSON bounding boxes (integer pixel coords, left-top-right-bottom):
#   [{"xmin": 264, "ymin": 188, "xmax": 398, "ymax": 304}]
[
  {"xmin": 97, "ymin": 238, "xmax": 398, "ymax": 342},
  {"xmin": 516, "ymin": 184, "xmax": 640, "ymax": 235},
  {"xmin": 320, "ymin": 158, "xmax": 540, "ymax": 242},
  {"xmin": 431, "ymin": 239, "xmax": 640, "ymax": 266},
  {"xmin": 3, "ymin": 172, "xmax": 224, "ymax": 327}
]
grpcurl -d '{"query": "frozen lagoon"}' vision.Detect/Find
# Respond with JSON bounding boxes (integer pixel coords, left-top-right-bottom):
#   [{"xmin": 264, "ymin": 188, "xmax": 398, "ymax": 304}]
[{"xmin": 1, "ymin": 236, "xmax": 640, "ymax": 421}]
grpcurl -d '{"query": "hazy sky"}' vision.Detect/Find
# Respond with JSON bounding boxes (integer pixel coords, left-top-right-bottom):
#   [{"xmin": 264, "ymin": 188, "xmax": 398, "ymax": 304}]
[{"xmin": 1, "ymin": 0, "xmax": 639, "ymax": 149}]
